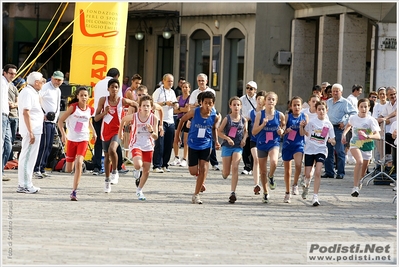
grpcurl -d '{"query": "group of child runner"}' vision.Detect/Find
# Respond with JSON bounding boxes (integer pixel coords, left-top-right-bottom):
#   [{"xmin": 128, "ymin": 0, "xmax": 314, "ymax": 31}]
[{"xmin": 59, "ymin": 79, "xmax": 380, "ymax": 206}]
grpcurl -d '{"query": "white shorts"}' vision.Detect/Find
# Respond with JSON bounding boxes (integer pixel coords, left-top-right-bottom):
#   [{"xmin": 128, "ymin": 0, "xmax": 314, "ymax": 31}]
[{"xmin": 350, "ymin": 147, "xmax": 372, "ymax": 161}]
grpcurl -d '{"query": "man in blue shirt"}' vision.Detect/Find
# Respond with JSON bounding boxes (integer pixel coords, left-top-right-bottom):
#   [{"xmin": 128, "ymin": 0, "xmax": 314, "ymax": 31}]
[{"xmin": 322, "ymin": 83, "xmax": 357, "ymax": 179}]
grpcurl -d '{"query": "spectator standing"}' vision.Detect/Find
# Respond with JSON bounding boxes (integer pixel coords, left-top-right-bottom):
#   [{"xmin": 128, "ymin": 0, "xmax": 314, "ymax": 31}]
[
  {"xmin": 372, "ymin": 87, "xmax": 388, "ymax": 164},
  {"xmin": 16, "ymin": 72, "xmax": 45, "ymax": 193},
  {"xmin": 8, "ymin": 81, "xmax": 19, "ymax": 161},
  {"xmin": 239, "ymin": 81, "xmax": 257, "ymax": 175},
  {"xmin": 152, "ymin": 73, "xmax": 177, "ymax": 173},
  {"xmin": 122, "ymin": 76, "xmax": 130, "ymax": 96},
  {"xmin": 170, "ymin": 81, "xmax": 191, "ymax": 167},
  {"xmin": 33, "ymin": 71, "xmax": 63, "ymax": 178},
  {"xmin": 174, "ymin": 77, "xmax": 185, "ymax": 98},
  {"xmin": 2, "ymin": 64, "xmax": 17, "ymax": 181},
  {"xmin": 320, "ymin": 82, "xmax": 330, "ymax": 101},
  {"xmin": 322, "ymin": 83, "xmax": 357, "ymax": 179}
]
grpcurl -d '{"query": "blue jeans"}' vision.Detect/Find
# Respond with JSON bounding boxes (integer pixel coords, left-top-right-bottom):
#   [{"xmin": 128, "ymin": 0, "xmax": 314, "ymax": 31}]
[
  {"xmin": 324, "ymin": 126, "xmax": 345, "ymax": 177},
  {"xmin": 153, "ymin": 122, "xmax": 175, "ymax": 169},
  {"xmin": 2, "ymin": 114, "xmax": 12, "ymax": 170},
  {"xmin": 34, "ymin": 122, "xmax": 56, "ymax": 173},
  {"xmin": 8, "ymin": 117, "xmax": 18, "ymax": 161}
]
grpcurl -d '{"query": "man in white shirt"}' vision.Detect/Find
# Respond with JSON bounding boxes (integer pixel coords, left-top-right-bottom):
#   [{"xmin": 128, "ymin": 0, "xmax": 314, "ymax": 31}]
[
  {"xmin": 2, "ymin": 64, "xmax": 17, "ymax": 181},
  {"xmin": 17, "ymin": 72, "xmax": 45, "ymax": 193},
  {"xmin": 380, "ymin": 86, "xmax": 397, "ymax": 171},
  {"xmin": 92, "ymin": 68, "xmax": 127, "ymax": 175},
  {"xmin": 33, "ymin": 71, "xmax": 63, "ymax": 178},
  {"xmin": 152, "ymin": 73, "xmax": 177, "ymax": 173},
  {"xmin": 240, "ymin": 81, "xmax": 257, "ymax": 175}
]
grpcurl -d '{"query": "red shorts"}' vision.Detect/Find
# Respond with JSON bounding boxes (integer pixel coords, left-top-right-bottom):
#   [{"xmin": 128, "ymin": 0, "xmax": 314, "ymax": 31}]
[
  {"xmin": 66, "ymin": 140, "xmax": 88, "ymax": 162},
  {"xmin": 131, "ymin": 148, "xmax": 153, "ymax": 163}
]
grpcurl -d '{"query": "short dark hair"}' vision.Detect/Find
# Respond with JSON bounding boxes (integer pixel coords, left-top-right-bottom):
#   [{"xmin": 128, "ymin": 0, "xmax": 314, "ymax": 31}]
[
  {"xmin": 352, "ymin": 84, "xmax": 363, "ymax": 93},
  {"xmin": 3, "ymin": 64, "xmax": 17, "ymax": 73},
  {"xmin": 200, "ymin": 91, "xmax": 215, "ymax": 103},
  {"xmin": 108, "ymin": 78, "xmax": 120, "ymax": 88},
  {"xmin": 131, "ymin": 74, "xmax": 142, "ymax": 81},
  {"xmin": 106, "ymin": 68, "xmax": 120, "ymax": 78},
  {"xmin": 312, "ymin": 85, "xmax": 321, "ymax": 92}
]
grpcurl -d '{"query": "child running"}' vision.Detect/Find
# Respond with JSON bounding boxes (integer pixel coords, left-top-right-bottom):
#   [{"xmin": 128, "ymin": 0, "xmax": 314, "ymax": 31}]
[
  {"xmin": 252, "ymin": 91, "xmax": 285, "ymax": 203},
  {"xmin": 58, "ymin": 87, "xmax": 96, "ymax": 201},
  {"xmin": 249, "ymin": 90, "xmax": 267, "ymax": 195},
  {"xmin": 174, "ymin": 91, "xmax": 220, "ymax": 204},
  {"xmin": 94, "ymin": 78, "xmax": 137, "ymax": 193},
  {"xmin": 118, "ymin": 95, "xmax": 159, "ymax": 200},
  {"xmin": 342, "ymin": 98, "xmax": 380, "ymax": 197},
  {"xmin": 282, "ymin": 96, "xmax": 308, "ymax": 203},
  {"xmin": 217, "ymin": 97, "xmax": 248, "ymax": 203},
  {"xmin": 300, "ymin": 101, "xmax": 335, "ymax": 206},
  {"xmin": 170, "ymin": 81, "xmax": 191, "ymax": 167}
]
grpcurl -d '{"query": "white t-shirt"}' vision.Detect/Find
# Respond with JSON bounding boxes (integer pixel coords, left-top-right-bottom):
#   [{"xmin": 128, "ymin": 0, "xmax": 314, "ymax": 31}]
[
  {"xmin": 304, "ymin": 117, "xmax": 335, "ymax": 156},
  {"xmin": 189, "ymin": 87, "xmax": 216, "ymax": 106},
  {"xmin": 66, "ymin": 103, "xmax": 95, "ymax": 142},
  {"xmin": 240, "ymin": 94, "xmax": 257, "ymax": 119},
  {"xmin": 18, "ymin": 85, "xmax": 44, "ymax": 135},
  {"xmin": 347, "ymin": 94, "xmax": 358, "ymax": 111},
  {"xmin": 372, "ymin": 102, "xmax": 387, "ymax": 118},
  {"xmin": 1, "ymin": 76, "xmax": 10, "ymax": 114},
  {"xmin": 93, "ymin": 76, "xmax": 122, "ymax": 111},
  {"xmin": 152, "ymin": 85, "xmax": 177, "ymax": 124},
  {"xmin": 348, "ymin": 114, "xmax": 380, "ymax": 150},
  {"xmin": 381, "ymin": 100, "xmax": 397, "ymax": 132},
  {"xmin": 39, "ymin": 81, "xmax": 61, "ymax": 123}
]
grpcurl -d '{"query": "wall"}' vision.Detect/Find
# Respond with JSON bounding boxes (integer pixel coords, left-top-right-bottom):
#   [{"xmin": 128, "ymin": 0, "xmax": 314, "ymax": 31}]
[{"xmin": 254, "ymin": 3, "xmax": 294, "ymax": 111}]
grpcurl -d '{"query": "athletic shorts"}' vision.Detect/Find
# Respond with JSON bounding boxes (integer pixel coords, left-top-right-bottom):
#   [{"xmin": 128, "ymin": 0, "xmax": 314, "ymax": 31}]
[
  {"xmin": 188, "ymin": 147, "xmax": 212, "ymax": 167},
  {"xmin": 132, "ymin": 148, "xmax": 153, "ymax": 163},
  {"xmin": 66, "ymin": 140, "xmax": 88, "ymax": 163},
  {"xmin": 221, "ymin": 146, "xmax": 243, "ymax": 157},
  {"xmin": 102, "ymin": 135, "xmax": 119, "ymax": 152},
  {"xmin": 281, "ymin": 146, "xmax": 304, "ymax": 161},
  {"xmin": 250, "ymin": 141, "xmax": 257, "ymax": 149},
  {"xmin": 175, "ymin": 118, "xmax": 189, "ymax": 133},
  {"xmin": 304, "ymin": 153, "xmax": 326, "ymax": 166},
  {"xmin": 257, "ymin": 146, "xmax": 279, "ymax": 158},
  {"xmin": 349, "ymin": 147, "xmax": 373, "ymax": 160}
]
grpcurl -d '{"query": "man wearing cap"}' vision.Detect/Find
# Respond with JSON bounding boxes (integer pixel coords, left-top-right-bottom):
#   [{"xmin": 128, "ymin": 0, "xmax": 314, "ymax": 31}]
[
  {"xmin": 2, "ymin": 64, "xmax": 18, "ymax": 181},
  {"xmin": 33, "ymin": 71, "xmax": 63, "ymax": 178},
  {"xmin": 240, "ymin": 81, "xmax": 257, "ymax": 175}
]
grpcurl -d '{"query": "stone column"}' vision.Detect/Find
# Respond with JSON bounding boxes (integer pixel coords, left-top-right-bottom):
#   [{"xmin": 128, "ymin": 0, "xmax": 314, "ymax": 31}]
[
  {"xmin": 317, "ymin": 15, "xmax": 339, "ymax": 85},
  {"xmin": 289, "ymin": 19, "xmax": 316, "ymax": 100},
  {"xmin": 337, "ymin": 13, "xmax": 368, "ymax": 96}
]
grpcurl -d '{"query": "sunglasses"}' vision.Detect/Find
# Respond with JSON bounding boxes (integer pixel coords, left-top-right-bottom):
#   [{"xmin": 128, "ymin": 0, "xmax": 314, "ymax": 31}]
[{"xmin": 246, "ymin": 86, "xmax": 255, "ymax": 91}]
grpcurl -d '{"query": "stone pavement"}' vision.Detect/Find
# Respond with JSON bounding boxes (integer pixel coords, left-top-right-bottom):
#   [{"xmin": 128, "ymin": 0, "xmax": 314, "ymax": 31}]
[{"xmin": 1, "ymin": 149, "xmax": 397, "ymax": 266}]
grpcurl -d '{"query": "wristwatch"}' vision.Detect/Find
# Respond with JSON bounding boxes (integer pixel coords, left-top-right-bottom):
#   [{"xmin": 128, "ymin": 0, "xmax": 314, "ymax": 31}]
[{"xmin": 163, "ymin": 101, "xmax": 166, "ymax": 106}]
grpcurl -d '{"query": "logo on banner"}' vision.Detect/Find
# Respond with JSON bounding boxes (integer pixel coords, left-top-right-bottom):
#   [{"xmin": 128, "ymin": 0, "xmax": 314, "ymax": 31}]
[{"xmin": 79, "ymin": 9, "xmax": 119, "ymax": 37}]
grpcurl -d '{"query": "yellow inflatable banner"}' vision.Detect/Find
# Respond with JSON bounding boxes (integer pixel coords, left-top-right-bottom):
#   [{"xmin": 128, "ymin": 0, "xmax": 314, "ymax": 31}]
[{"xmin": 69, "ymin": 2, "xmax": 128, "ymax": 160}]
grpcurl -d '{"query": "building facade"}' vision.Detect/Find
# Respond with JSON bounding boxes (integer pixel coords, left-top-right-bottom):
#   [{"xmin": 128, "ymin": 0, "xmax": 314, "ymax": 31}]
[{"xmin": 2, "ymin": 2, "xmax": 397, "ymax": 114}]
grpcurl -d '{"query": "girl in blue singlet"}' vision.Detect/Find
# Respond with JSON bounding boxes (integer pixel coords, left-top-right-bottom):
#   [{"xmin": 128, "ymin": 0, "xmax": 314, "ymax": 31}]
[
  {"xmin": 281, "ymin": 96, "xmax": 308, "ymax": 204},
  {"xmin": 249, "ymin": 90, "xmax": 267, "ymax": 195},
  {"xmin": 252, "ymin": 91, "xmax": 285, "ymax": 203},
  {"xmin": 217, "ymin": 97, "xmax": 248, "ymax": 204},
  {"xmin": 174, "ymin": 91, "xmax": 220, "ymax": 204}
]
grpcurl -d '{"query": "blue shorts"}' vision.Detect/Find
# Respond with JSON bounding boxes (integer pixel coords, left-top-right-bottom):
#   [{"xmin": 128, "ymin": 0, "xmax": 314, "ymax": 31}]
[
  {"xmin": 221, "ymin": 146, "xmax": 243, "ymax": 157},
  {"xmin": 281, "ymin": 145, "xmax": 304, "ymax": 161}
]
